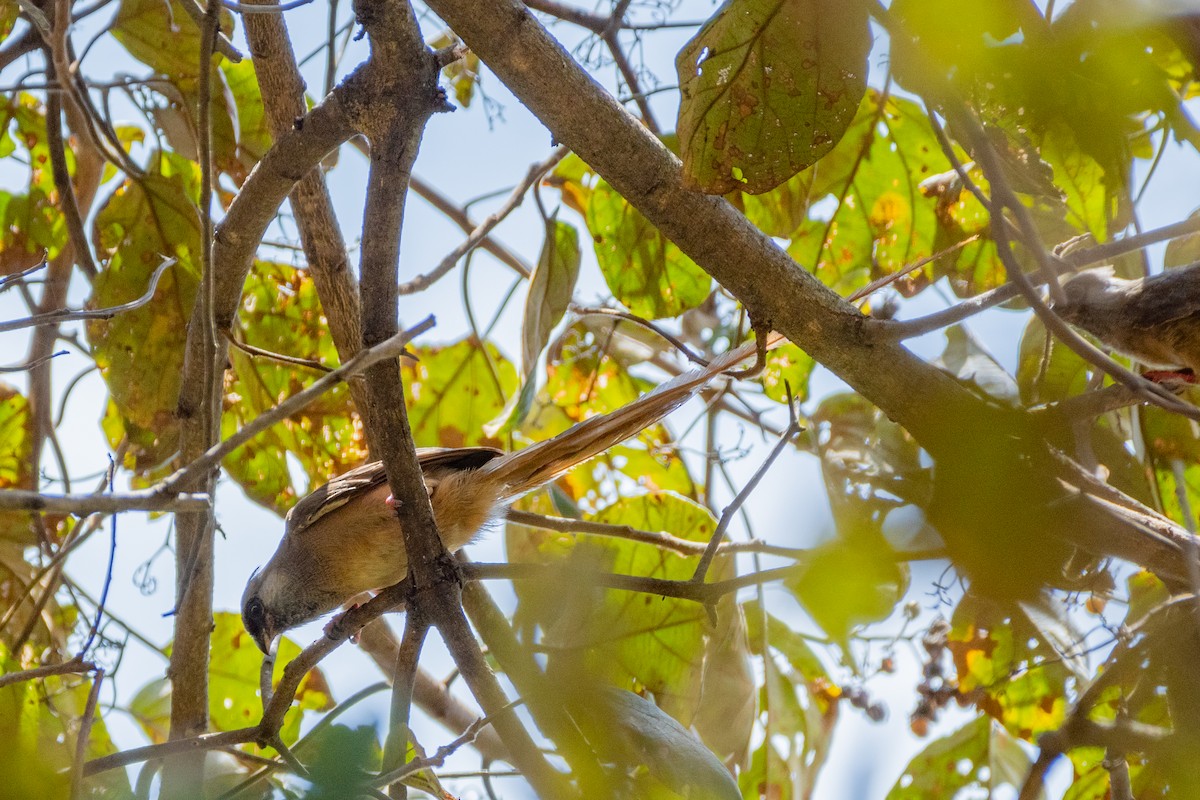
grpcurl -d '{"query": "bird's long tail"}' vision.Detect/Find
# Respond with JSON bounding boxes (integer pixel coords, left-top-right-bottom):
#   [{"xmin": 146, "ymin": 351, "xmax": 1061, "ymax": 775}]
[{"xmin": 477, "ymin": 333, "xmax": 784, "ymax": 502}]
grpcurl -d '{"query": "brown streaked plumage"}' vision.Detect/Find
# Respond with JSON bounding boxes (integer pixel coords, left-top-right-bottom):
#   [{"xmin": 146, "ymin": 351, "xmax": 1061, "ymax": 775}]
[
  {"xmin": 1052, "ymin": 264, "xmax": 1200, "ymax": 372},
  {"xmin": 241, "ymin": 334, "xmax": 782, "ymax": 652}
]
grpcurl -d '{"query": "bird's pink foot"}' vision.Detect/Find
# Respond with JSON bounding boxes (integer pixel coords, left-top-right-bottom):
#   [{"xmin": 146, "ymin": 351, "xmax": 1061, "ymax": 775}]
[
  {"xmin": 385, "ymin": 495, "xmax": 396, "ymax": 508},
  {"xmin": 1142, "ymin": 369, "xmax": 1197, "ymax": 384}
]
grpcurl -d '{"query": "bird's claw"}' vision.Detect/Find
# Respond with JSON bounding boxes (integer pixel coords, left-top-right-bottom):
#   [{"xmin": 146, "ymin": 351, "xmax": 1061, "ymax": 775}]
[{"xmin": 325, "ymin": 603, "xmax": 362, "ymax": 643}]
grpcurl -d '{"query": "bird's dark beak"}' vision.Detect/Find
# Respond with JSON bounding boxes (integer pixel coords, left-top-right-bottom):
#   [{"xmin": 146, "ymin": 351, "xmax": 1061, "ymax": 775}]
[{"xmin": 252, "ymin": 621, "xmax": 277, "ymax": 655}]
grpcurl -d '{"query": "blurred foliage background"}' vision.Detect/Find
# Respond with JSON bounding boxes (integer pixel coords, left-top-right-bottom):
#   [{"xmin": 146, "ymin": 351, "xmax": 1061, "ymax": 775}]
[{"xmin": 3, "ymin": 0, "xmax": 1200, "ymax": 797}]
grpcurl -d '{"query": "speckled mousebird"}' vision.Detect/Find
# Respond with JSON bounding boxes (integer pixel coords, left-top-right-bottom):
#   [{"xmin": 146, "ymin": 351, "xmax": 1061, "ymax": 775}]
[{"xmin": 241, "ymin": 334, "xmax": 780, "ymax": 653}]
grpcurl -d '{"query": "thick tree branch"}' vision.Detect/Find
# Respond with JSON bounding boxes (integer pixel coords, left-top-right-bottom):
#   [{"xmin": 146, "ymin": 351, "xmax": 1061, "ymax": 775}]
[
  {"xmin": 353, "ymin": 615, "xmax": 511, "ymax": 763},
  {"xmin": 242, "ymin": 0, "xmax": 381, "ymax": 455},
  {"xmin": 425, "ymin": 0, "xmax": 991, "ymax": 457},
  {"xmin": 348, "ymin": 0, "xmax": 570, "ymax": 795}
]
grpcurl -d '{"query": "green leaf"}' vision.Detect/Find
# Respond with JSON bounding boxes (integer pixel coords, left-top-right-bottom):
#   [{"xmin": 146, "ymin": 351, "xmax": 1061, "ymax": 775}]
[
  {"xmin": 0, "ymin": 645, "xmax": 131, "ymax": 799},
  {"xmin": 112, "ymin": 0, "xmax": 246, "ymax": 179},
  {"xmin": 522, "ymin": 217, "xmax": 581, "ymax": 372},
  {"xmin": 570, "ymin": 687, "xmax": 742, "ymax": 800},
  {"xmin": 221, "ymin": 58, "xmax": 272, "ymax": 180},
  {"xmin": 529, "ymin": 326, "xmax": 696, "ymax": 502},
  {"xmin": 223, "ymin": 261, "xmax": 368, "ymax": 513},
  {"xmin": 1165, "ymin": 208, "xmax": 1200, "ymax": 268},
  {"xmin": 743, "ymin": 599, "xmax": 839, "ymax": 711},
  {"xmin": 514, "ymin": 493, "xmax": 723, "ymax": 723},
  {"xmin": 130, "ymin": 613, "xmax": 334, "ymax": 753},
  {"xmin": 1016, "ymin": 314, "xmax": 1090, "ymax": 406},
  {"xmin": 213, "ymin": 613, "xmax": 334, "ymax": 748},
  {"xmin": 402, "ymin": 337, "xmax": 518, "ymax": 449},
  {"xmin": 676, "ymin": 0, "xmax": 870, "ymax": 195},
  {"xmin": 87, "ymin": 151, "xmax": 202, "ymax": 474},
  {"xmin": 738, "ymin": 169, "xmax": 814, "ymax": 238},
  {"xmin": 0, "ymin": 1, "xmax": 17, "ymax": 40},
  {"xmin": 785, "ymin": 525, "xmax": 908, "ymax": 642},
  {"xmin": 586, "ymin": 179, "xmax": 713, "ymax": 319},
  {"xmin": 111, "ymin": 0, "xmax": 232, "ymax": 81},
  {"xmin": 937, "ymin": 326, "xmax": 1018, "ymax": 404},
  {"xmin": 787, "ymin": 91, "xmax": 951, "ymax": 297},
  {"xmin": 302, "ymin": 724, "xmax": 380, "ymax": 799},
  {"xmin": 948, "ymin": 595, "xmax": 1068, "ymax": 740},
  {"xmin": 693, "ymin": 606, "xmax": 756, "ymax": 765},
  {"xmin": 0, "ymin": 384, "xmax": 35, "ymax": 545},
  {"xmin": 429, "ymin": 31, "xmax": 480, "ymax": 108},
  {"xmin": 760, "ymin": 342, "xmax": 815, "ymax": 403},
  {"xmin": 1040, "ymin": 124, "xmax": 1117, "ymax": 240},
  {"xmin": 889, "ymin": 0, "xmax": 1040, "ymax": 99},
  {"xmin": 0, "ymin": 94, "xmax": 69, "ymax": 273},
  {"xmin": 886, "ymin": 715, "xmax": 1037, "ymax": 799},
  {"xmin": 1126, "ymin": 569, "xmax": 1169, "ymax": 625}
]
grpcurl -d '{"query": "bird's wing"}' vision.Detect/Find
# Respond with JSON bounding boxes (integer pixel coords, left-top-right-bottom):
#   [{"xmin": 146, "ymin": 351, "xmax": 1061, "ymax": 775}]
[
  {"xmin": 1124, "ymin": 268, "xmax": 1200, "ymax": 331},
  {"xmin": 284, "ymin": 446, "xmax": 504, "ymax": 536}
]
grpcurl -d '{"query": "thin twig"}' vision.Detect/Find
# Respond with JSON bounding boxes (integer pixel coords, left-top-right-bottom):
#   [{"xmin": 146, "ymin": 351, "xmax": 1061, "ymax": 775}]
[
  {"xmin": 398, "ymin": 148, "xmax": 567, "ymax": 295},
  {"xmin": 0, "ymin": 656, "xmax": 96, "ymax": 689},
  {"xmin": 505, "ymin": 508, "xmax": 811, "ymax": 559},
  {"xmin": 223, "ymin": 0, "xmax": 312, "ymax": 11},
  {"xmin": 268, "ymin": 736, "xmax": 308, "ymax": 777},
  {"xmin": 1029, "ymin": 384, "xmax": 1143, "ymax": 423},
  {"xmin": 0, "ymin": 489, "xmax": 210, "ymax": 513},
  {"xmin": 372, "ymin": 708, "xmax": 502, "ymax": 788},
  {"xmin": 0, "ymin": 349, "xmax": 69, "ymax": 373},
  {"xmin": 690, "ymin": 406, "xmax": 802, "ymax": 585},
  {"xmin": 222, "ymin": 329, "xmax": 333, "ymax": 373},
  {"xmin": 70, "ymin": 669, "xmax": 105, "ymax": 800},
  {"xmin": 571, "ymin": 306, "xmax": 709, "ymax": 366},
  {"xmin": 848, "ymin": 235, "xmax": 980, "ymax": 304},
  {"xmin": 0, "ymin": 259, "xmax": 175, "ymax": 333},
  {"xmin": 78, "ymin": 460, "xmax": 118, "ymax": 658},
  {"xmin": 154, "ymin": 316, "xmax": 434, "ymax": 498},
  {"xmin": 0, "ymin": 259, "xmax": 49, "ymax": 292}
]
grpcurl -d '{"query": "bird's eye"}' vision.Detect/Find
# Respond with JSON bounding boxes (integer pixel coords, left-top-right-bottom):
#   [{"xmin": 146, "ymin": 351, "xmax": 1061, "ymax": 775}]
[{"xmin": 245, "ymin": 598, "xmax": 264, "ymax": 624}]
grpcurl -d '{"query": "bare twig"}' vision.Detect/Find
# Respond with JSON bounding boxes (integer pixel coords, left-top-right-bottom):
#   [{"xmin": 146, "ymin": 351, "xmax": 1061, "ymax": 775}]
[
  {"xmin": 505, "ymin": 508, "xmax": 811, "ymax": 559},
  {"xmin": 156, "ymin": 316, "xmax": 433, "ymax": 498},
  {"xmin": 223, "ymin": 0, "xmax": 313, "ymax": 11},
  {"xmin": 372, "ymin": 709, "xmax": 500, "ymax": 789},
  {"xmin": 398, "ymin": 148, "xmax": 567, "ymax": 294},
  {"xmin": 464, "ymin": 561, "xmax": 803, "ymax": 602},
  {"xmin": 70, "ymin": 669, "xmax": 105, "ymax": 800},
  {"xmin": 0, "ymin": 259, "xmax": 175, "ymax": 333},
  {"xmin": 0, "ymin": 259, "xmax": 49, "ymax": 292},
  {"xmin": 409, "ymin": 175, "xmax": 532, "ymax": 278},
  {"xmin": 1029, "ymin": 384, "xmax": 1143, "ymax": 422},
  {"xmin": 691, "ymin": 407, "xmax": 802, "ymax": 584},
  {"xmin": 0, "ymin": 350, "xmax": 69, "ymax": 373},
  {"xmin": 571, "ymin": 306, "xmax": 709, "ymax": 366},
  {"xmin": 0, "ymin": 489, "xmax": 210, "ymax": 514},
  {"xmin": 222, "ymin": 329, "xmax": 333, "ymax": 373},
  {"xmin": 0, "ymin": 656, "xmax": 96, "ymax": 689},
  {"xmin": 847, "ymin": 235, "xmax": 980, "ymax": 304}
]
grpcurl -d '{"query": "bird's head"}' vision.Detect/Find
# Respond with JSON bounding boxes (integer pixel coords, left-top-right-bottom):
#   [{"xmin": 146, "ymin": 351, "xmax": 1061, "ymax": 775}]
[
  {"xmin": 241, "ymin": 567, "xmax": 279, "ymax": 655},
  {"xmin": 241, "ymin": 561, "xmax": 337, "ymax": 654},
  {"xmin": 1055, "ymin": 267, "xmax": 1121, "ymax": 313}
]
